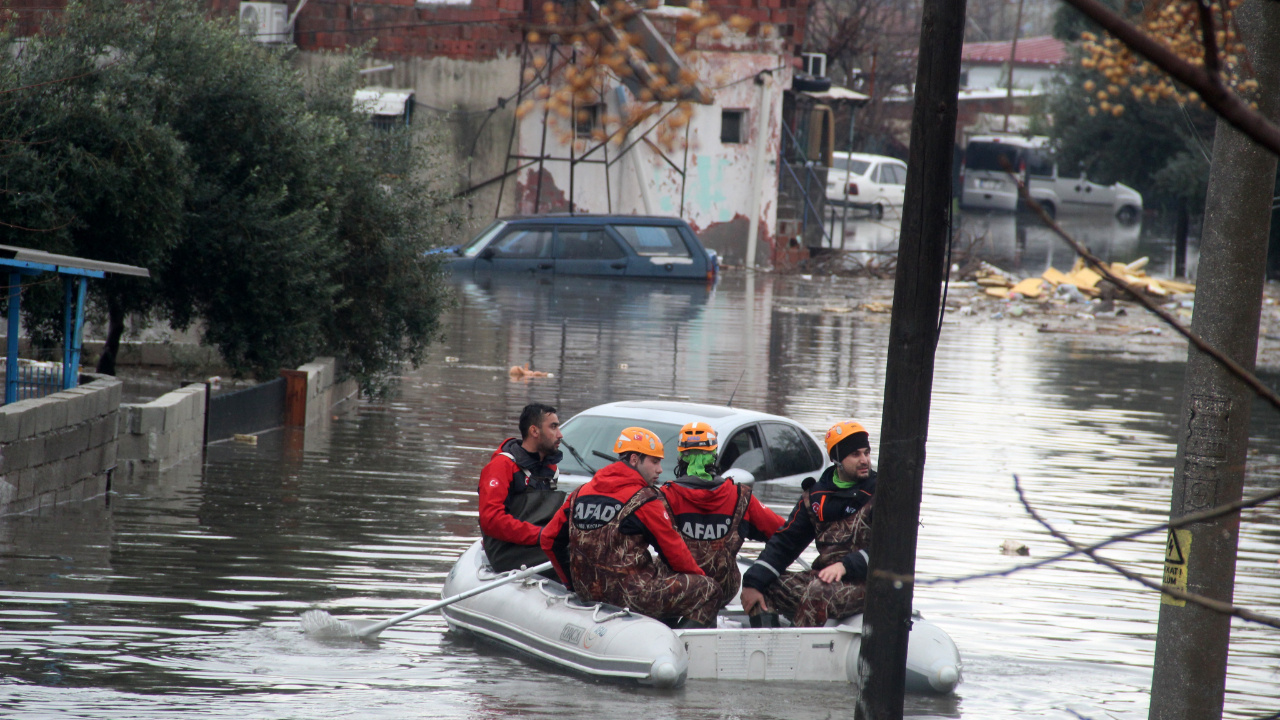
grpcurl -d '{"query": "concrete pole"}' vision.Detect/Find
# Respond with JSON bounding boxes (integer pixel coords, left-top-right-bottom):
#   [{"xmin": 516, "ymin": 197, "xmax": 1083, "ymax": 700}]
[
  {"xmin": 745, "ymin": 72, "xmax": 773, "ymax": 269},
  {"xmin": 1149, "ymin": 4, "xmax": 1280, "ymax": 719},
  {"xmin": 853, "ymin": 0, "xmax": 967, "ymax": 716}
]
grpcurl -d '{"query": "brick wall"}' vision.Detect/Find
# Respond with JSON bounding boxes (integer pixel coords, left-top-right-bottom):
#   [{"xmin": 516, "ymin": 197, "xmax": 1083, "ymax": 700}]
[
  {"xmin": 118, "ymin": 384, "xmax": 208, "ymax": 477},
  {"xmin": 295, "ymin": 357, "xmax": 359, "ymax": 426},
  {"xmin": 0, "ymin": 376, "xmax": 121, "ymax": 516},
  {"xmin": 4, "ymin": 0, "xmax": 810, "ymax": 59}
]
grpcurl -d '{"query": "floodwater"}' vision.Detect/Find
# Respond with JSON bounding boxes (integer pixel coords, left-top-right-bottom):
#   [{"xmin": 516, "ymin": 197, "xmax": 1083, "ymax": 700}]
[{"xmin": 2, "ymin": 210, "xmax": 1277, "ymax": 719}]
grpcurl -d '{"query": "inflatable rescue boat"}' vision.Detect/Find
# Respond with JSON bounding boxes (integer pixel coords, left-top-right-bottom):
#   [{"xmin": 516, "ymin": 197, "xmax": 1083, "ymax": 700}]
[{"xmin": 441, "ymin": 541, "xmax": 962, "ymax": 692}]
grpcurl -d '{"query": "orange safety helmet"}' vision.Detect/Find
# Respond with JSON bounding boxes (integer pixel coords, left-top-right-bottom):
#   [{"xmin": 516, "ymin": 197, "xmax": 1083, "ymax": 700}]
[
  {"xmin": 824, "ymin": 420, "xmax": 868, "ymax": 460},
  {"xmin": 678, "ymin": 421, "xmax": 719, "ymax": 453},
  {"xmin": 614, "ymin": 426, "xmax": 665, "ymax": 459}
]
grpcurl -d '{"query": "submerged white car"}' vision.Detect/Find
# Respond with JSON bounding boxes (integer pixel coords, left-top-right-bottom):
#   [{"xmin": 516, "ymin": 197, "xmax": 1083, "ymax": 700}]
[
  {"xmin": 825, "ymin": 152, "xmax": 908, "ymax": 220},
  {"xmin": 557, "ymin": 400, "xmax": 830, "ymax": 487}
]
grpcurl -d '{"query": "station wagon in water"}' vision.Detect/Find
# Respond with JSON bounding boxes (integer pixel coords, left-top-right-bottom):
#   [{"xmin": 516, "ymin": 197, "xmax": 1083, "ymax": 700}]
[{"xmin": 440, "ymin": 215, "xmax": 718, "ymax": 281}]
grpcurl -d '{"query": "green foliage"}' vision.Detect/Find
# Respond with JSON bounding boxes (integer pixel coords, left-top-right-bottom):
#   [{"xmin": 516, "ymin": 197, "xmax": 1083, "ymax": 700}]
[
  {"xmin": 1047, "ymin": 57, "xmax": 1214, "ymax": 210},
  {"xmin": 0, "ymin": 0, "xmax": 458, "ymax": 390}
]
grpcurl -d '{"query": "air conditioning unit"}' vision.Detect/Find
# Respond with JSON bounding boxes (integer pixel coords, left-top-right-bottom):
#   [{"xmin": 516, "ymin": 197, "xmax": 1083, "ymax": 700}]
[
  {"xmin": 239, "ymin": 2, "xmax": 289, "ymax": 44},
  {"xmin": 801, "ymin": 52, "xmax": 827, "ymax": 79}
]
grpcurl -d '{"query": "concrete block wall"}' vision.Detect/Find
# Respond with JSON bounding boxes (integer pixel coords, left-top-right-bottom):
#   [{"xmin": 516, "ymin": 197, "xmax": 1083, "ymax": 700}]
[
  {"xmin": 118, "ymin": 384, "xmax": 207, "ymax": 477},
  {"xmin": 0, "ymin": 375, "xmax": 122, "ymax": 516},
  {"xmin": 296, "ymin": 357, "xmax": 359, "ymax": 427}
]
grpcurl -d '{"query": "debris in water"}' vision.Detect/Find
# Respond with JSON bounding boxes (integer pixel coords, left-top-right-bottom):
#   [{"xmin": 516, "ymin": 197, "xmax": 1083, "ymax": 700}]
[
  {"xmin": 1000, "ymin": 539, "xmax": 1030, "ymax": 556},
  {"xmin": 233, "ymin": 434, "xmax": 258, "ymax": 445},
  {"xmin": 508, "ymin": 363, "xmax": 552, "ymax": 381},
  {"xmin": 444, "ymin": 356, "xmax": 460, "ymax": 363}
]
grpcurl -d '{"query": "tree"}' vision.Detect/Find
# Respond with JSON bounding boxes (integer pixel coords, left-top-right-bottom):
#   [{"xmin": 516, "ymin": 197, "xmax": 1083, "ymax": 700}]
[
  {"xmin": 1047, "ymin": 56, "xmax": 1215, "ymax": 209},
  {"xmin": 0, "ymin": 0, "xmax": 457, "ymax": 390}
]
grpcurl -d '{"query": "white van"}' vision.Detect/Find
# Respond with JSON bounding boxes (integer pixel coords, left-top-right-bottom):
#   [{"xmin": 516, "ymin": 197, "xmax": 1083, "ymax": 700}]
[{"xmin": 961, "ymin": 134, "xmax": 1143, "ymax": 222}]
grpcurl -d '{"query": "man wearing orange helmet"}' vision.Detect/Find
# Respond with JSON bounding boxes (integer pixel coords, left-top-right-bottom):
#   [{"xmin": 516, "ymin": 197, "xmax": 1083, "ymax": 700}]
[
  {"xmin": 477, "ymin": 403, "xmax": 565, "ymax": 574},
  {"xmin": 661, "ymin": 421, "xmax": 784, "ymax": 604},
  {"xmin": 541, "ymin": 426, "xmax": 722, "ymax": 627},
  {"xmin": 739, "ymin": 419, "xmax": 876, "ymax": 626}
]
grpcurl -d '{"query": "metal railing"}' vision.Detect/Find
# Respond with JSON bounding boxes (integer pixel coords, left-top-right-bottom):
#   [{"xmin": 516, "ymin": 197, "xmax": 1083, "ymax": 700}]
[
  {"xmin": 0, "ymin": 362, "xmax": 66, "ymax": 405},
  {"xmin": 779, "ymin": 121, "xmax": 832, "ymax": 246}
]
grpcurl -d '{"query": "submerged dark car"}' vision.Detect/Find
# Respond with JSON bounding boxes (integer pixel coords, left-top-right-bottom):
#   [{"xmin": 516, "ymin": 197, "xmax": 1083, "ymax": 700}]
[{"xmin": 437, "ymin": 215, "xmax": 718, "ymax": 281}]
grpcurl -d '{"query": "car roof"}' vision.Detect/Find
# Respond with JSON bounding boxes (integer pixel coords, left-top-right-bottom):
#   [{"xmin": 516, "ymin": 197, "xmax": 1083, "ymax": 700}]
[
  {"xmin": 833, "ymin": 151, "xmax": 906, "ymax": 165},
  {"xmin": 967, "ymin": 134, "xmax": 1049, "ymax": 148},
  {"xmin": 496, "ymin": 214, "xmax": 690, "ymax": 226},
  {"xmin": 568, "ymin": 400, "xmax": 802, "ymax": 434}
]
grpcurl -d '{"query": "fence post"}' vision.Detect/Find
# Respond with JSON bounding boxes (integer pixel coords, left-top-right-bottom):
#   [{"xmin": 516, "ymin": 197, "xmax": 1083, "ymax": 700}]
[{"xmin": 281, "ymin": 369, "xmax": 308, "ymax": 427}]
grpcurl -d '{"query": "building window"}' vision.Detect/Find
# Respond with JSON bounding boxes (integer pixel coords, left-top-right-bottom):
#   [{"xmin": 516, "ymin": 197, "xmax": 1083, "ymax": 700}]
[
  {"xmin": 575, "ymin": 104, "xmax": 602, "ymax": 138},
  {"xmin": 721, "ymin": 109, "xmax": 746, "ymax": 144}
]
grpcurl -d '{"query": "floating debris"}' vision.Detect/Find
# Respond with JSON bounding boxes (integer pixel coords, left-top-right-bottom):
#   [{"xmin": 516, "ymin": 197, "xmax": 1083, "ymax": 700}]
[{"xmin": 1000, "ymin": 539, "xmax": 1030, "ymax": 556}]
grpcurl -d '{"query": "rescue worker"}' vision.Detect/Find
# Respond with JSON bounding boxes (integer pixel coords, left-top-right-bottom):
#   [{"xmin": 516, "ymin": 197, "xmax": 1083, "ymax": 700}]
[
  {"xmin": 739, "ymin": 420, "xmax": 876, "ymax": 626},
  {"xmin": 541, "ymin": 427, "xmax": 722, "ymax": 627},
  {"xmin": 660, "ymin": 421, "xmax": 784, "ymax": 605},
  {"xmin": 477, "ymin": 403, "xmax": 565, "ymax": 573}
]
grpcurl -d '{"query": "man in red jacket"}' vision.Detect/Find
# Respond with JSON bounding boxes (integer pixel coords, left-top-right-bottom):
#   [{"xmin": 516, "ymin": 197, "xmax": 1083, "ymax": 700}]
[
  {"xmin": 478, "ymin": 403, "xmax": 565, "ymax": 573},
  {"xmin": 541, "ymin": 427, "xmax": 722, "ymax": 627},
  {"xmin": 661, "ymin": 421, "xmax": 784, "ymax": 605}
]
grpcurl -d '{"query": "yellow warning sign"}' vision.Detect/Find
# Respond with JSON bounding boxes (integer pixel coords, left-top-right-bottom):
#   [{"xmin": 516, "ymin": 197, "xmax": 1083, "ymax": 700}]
[{"xmin": 1161, "ymin": 529, "xmax": 1193, "ymax": 606}]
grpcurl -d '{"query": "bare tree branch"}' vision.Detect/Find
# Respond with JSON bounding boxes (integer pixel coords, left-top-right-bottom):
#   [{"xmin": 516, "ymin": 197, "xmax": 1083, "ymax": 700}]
[
  {"xmin": 895, "ymin": 484, "xmax": 1280, "ymax": 587},
  {"xmin": 1059, "ymin": 0, "xmax": 1280, "ymax": 155},
  {"xmin": 1013, "ymin": 474, "xmax": 1280, "ymax": 631},
  {"xmin": 1196, "ymin": 0, "xmax": 1221, "ymax": 77}
]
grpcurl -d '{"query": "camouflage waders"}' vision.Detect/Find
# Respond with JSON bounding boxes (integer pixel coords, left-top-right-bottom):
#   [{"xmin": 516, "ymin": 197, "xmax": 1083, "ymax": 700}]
[
  {"xmin": 568, "ymin": 486, "xmax": 722, "ymax": 626},
  {"xmin": 764, "ymin": 490, "xmax": 873, "ymax": 626},
  {"xmin": 681, "ymin": 484, "xmax": 754, "ymax": 604}
]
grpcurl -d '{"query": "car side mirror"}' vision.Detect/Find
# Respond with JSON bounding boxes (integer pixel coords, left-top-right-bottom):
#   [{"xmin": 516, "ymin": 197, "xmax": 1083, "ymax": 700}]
[
  {"xmin": 478, "ymin": 247, "xmax": 496, "ymax": 260},
  {"xmin": 722, "ymin": 468, "xmax": 755, "ymax": 485}
]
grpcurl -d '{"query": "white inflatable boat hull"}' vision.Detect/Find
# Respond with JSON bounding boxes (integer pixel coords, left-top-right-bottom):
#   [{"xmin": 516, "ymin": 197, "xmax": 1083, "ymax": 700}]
[
  {"xmin": 441, "ymin": 541, "xmax": 961, "ymax": 693},
  {"xmin": 441, "ymin": 541, "xmax": 688, "ymax": 688},
  {"xmin": 677, "ymin": 613, "xmax": 962, "ymax": 692}
]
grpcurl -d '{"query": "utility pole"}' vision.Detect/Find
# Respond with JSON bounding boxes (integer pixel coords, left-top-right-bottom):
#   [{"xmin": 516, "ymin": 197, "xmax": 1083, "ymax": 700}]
[
  {"xmin": 1002, "ymin": 0, "xmax": 1026, "ymax": 133},
  {"xmin": 854, "ymin": 0, "xmax": 967, "ymax": 717},
  {"xmin": 1149, "ymin": 3, "xmax": 1280, "ymax": 719}
]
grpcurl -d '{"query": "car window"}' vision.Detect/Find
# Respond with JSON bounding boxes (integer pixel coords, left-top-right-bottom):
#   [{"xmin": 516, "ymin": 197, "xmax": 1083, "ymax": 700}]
[
  {"xmin": 965, "ymin": 142, "xmax": 1022, "ymax": 173},
  {"xmin": 613, "ymin": 225, "xmax": 692, "ymax": 258},
  {"xmin": 761, "ymin": 422, "xmax": 823, "ymax": 477},
  {"xmin": 462, "ymin": 220, "xmax": 508, "ymax": 257},
  {"xmin": 559, "ymin": 415, "xmax": 682, "ymax": 483},
  {"xmin": 491, "ymin": 228, "xmax": 553, "ymax": 258},
  {"xmin": 834, "ymin": 158, "xmax": 871, "ymax": 175},
  {"xmin": 720, "ymin": 425, "xmax": 764, "ymax": 477},
  {"xmin": 558, "ymin": 228, "xmax": 625, "ymax": 260},
  {"xmin": 889, "ymin": 164, "xmax": 907, "ymax": 184},
  {"xmin": 1026, "ymin": 150, "xmax": 1055, "ymax": 178}
]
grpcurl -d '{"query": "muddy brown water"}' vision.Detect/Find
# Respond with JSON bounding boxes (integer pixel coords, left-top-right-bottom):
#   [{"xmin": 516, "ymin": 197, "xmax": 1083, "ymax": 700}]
[{"xmin": 2, "ymin": 213, "xmax": 1277, "ymax": 719}]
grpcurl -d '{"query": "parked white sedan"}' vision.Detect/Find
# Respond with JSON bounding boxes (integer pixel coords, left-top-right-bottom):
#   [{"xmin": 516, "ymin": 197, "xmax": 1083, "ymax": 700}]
[
  {"xmin": 556, "ymin": 400, "xmax": 830, "ymax": 487},
  {"xmin": 826, "ymin": 152, "xmax": 908, "ymax": 220}
]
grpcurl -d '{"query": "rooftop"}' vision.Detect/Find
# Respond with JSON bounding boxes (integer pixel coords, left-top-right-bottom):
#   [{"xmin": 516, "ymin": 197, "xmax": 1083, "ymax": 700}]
[{"xmin": 961, "ymin": 36, "xmax": 1068, "ymax": 66}]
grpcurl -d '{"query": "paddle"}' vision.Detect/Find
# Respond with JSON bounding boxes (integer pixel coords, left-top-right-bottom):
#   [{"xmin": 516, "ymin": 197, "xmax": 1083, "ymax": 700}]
[{"xmin": 300, "ymin": 561, "xmax": 554, "ymax": 640}]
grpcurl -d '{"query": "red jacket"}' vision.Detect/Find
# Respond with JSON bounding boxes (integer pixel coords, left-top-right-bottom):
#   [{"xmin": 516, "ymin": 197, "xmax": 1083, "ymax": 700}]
[
  {"xmin": 541, "ymin": 461, "xmax": 705, "ymax": 585},
  {"xmin": 661, "ymin": 478, "xmax": 784, "ymax": 542},
  {"xmin": 478, "ymin": 438, "xmax": 560, "ymax": 546}
]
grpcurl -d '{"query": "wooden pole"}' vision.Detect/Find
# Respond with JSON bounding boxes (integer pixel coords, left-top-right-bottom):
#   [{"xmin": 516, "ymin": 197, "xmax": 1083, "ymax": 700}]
[
  {"xmin": 853, "ymin": 0, "xmax": 967, "ymax": 716},
  {"xmin": 1002, "ymin": 0, "xmax": 1025, "ymax": 133}
]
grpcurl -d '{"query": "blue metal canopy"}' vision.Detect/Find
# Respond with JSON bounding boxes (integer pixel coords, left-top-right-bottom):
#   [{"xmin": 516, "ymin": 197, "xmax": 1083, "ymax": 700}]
[{"xmin": 0, "ymin": 245, "xmax": 150, "ymax": 404}]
